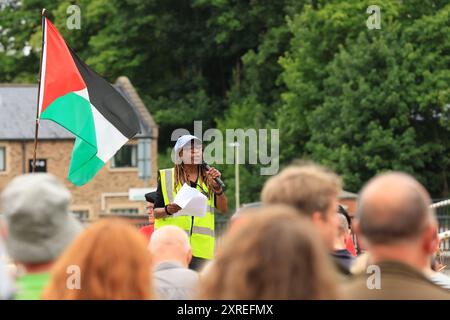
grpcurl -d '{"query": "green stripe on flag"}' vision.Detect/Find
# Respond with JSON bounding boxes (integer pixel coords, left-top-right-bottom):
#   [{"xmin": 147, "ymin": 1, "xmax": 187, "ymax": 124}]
[
  {"xmin": 41, "ymin": 92, "xmax": 104, "ymax": 186},
  {"xmin": 69, "ymin": 139, "xmax": 105, "ymax": 186}
]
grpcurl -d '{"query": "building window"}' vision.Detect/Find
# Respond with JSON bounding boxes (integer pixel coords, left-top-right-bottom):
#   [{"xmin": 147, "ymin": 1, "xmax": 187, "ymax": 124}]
[
  {"xmin": 111, "ymin": 145, "xmax": 137, "ymax": 168},
  {"xmin": 0, "ymin": 147, "xmax": 5, "ymax": 172},
  {"xmin": 28, "ymin": 159, "xmax": 47, "ymax": 173},
  {"xmin": 72, "ymin": 210, "xmax": 89, "ymax": 221},
  {"xmin": 110, "ymin": 208, "xmax": 140, "ymax": 216}
]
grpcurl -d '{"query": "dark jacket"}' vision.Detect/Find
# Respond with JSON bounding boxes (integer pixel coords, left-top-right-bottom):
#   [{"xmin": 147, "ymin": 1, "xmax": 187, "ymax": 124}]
[
  {"xmin": 340, "ymin": 260, "xmax": 450, "ymax": 300},
  {"xmin": 332, "ymin": 249, "xmax": 355, "ymax": 274}
]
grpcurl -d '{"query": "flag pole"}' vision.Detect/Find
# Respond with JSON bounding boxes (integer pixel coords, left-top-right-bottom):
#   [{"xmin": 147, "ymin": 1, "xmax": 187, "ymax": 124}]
[{"xmin": 32, "ymin": 8, "xmax": 46, "ymax": 173}]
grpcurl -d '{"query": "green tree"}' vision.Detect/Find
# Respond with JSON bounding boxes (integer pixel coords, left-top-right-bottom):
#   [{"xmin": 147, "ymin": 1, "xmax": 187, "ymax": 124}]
[
  {"xmin": 280, "ymin": 1, "xmax": 450, "ymax": 196},
  {"xmin": 2, "ymin": 0, "xmax": 448, "ymax": 200},
  {"xmin": 278, "ymin": 1, "xmax": 402, "ymax": 163},
  {"xmin": 0, "ymin": 0, "xmax": 58, "ymax": 82},
  {"xmin": 215, "ymin": 0, "xmax": 307, "ymax": 207}
]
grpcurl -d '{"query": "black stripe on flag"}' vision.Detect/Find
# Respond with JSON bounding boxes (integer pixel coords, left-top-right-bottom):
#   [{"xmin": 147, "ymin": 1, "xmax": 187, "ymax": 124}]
[{"xmin": 69, "ymin": 47, "xmax": 141, "ymax": 139}]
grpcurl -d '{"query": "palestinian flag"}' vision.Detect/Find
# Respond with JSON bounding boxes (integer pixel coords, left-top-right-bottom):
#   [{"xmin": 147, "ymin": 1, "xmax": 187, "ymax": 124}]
[{"xmin": 38, "ymin": 16, "xmax": 140, "ymax": 186}]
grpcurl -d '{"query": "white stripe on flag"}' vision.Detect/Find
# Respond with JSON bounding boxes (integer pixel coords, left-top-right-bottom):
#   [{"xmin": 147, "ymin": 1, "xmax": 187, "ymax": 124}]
[
  {"xmin": 90, "ymin": 104, "xmax": 129, "ymax": 162},
  {"xmin": 73, "ymin": 89, "xmax": 129, "ymax": 162}
]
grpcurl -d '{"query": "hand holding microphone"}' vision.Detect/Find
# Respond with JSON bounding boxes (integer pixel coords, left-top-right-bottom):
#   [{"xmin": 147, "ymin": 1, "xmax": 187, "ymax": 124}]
[{"xmin": 202, "ymin": 161, "xmax": 226, "ymax": 192}]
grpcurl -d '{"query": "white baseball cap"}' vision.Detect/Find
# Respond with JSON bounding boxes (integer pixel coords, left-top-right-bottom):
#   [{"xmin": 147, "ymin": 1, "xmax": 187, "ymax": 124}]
[
  {"xmin": 174, "ymin": 135, "xmax": 202, "ymax": 155},
  {"xmin": 173, "ymin": 135, "xmax": 202, "ymax": 164}
]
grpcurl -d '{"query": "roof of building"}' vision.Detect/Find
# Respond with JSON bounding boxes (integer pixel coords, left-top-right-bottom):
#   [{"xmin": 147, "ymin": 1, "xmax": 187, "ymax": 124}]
[
  {"xmin": 339, "ymin": 190, "xmax": 358, "ymax": 199},
  {"xmin": 0, "ymin": 76, "xmax": 158, "ymax": 140}
]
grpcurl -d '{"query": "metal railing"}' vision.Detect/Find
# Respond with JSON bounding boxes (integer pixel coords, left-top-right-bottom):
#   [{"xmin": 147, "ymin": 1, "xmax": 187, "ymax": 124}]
[
  {"xmin": 434, "ymin": 199, "xmax": 450, "ymax": 273},
  {"xmin": 436, "ymin": 199, "xmax": 450, "ymax": 250}
]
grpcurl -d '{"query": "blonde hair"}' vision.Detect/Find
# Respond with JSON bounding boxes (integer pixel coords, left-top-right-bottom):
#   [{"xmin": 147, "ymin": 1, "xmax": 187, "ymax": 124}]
[
  {"xmin": 197, "ymin": 205, "xmax": 338, "ymax": 299},
  {"xmin": 262, "ymin": 163, "xmax": 341, "ymax": 218},
  {"xmin": 42, "ymin": 218, "xmax": 152, "ymax": 300}
]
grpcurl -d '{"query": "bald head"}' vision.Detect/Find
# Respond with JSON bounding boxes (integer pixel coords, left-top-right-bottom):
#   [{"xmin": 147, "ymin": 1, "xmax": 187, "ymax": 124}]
[
  {"xmin": 358, "ymin": 172, "xmax": 435, "ymax": 245},
  {"xmin": 149, "ymin": 226, "xmax": 192, "ymax": 267}
]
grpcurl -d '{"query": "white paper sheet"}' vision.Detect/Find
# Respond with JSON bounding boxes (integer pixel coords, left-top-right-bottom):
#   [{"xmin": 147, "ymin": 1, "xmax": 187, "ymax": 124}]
[{"xmin": 173, "ymin": 183, "xmax": 208, "ymax": 217}]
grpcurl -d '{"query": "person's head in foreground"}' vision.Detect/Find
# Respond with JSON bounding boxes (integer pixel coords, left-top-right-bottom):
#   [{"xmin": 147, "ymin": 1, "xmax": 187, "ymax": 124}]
[
  {"xmin": 228, "ymin": 202, "xmax": 262, "ymax": 235},
  {"xmin": 0, "ymin": 223, "xmax": 14, "ymax": 300},
  {"xmin": 198, "ymin": 205, "xmax": 338, "ymax": 300},
  {"xmin": 342, "ymin": 172, "xmax": 450, "ymax": 299},
  {"xmin": 149, "ymin": 225, "xmax": 192, "ymax": 267},
  {"xmin": 149, "ymin": 225, "xmax": 199, "ymax": 299},
  {"xmin": 356, "ymin": 172, "xmax": 437, "ymax": 267},
  {"xmin": 43, "ymin": 218, "xmax": 152, "ymax": 300},
  {"xmin": 0, "ymin": 173, "xmax": 82, "ymax": 300},
  {"xmin": 261, "ymin": 163, "xmax": 341, "ymax": 250}
]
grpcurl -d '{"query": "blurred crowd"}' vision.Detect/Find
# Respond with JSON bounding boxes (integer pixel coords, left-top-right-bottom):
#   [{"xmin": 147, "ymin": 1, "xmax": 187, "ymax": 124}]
[{"xmin": 1, "ymin": 162, "xmax": 450, "ymax": 300}]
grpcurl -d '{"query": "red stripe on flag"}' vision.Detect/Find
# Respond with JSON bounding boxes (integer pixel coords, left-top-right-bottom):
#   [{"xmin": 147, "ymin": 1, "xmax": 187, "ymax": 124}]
[{"xmin": 41, "ymin": 18, "xmax": 86, "ymax": 113}]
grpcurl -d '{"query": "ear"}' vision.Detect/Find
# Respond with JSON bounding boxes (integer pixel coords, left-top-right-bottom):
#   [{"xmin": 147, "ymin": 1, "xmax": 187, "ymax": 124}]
[
  {"xmin": 352, "ymin": 220, "xmax": 367, "ymax": 251},
  {"xmin": 423, "ymin": 223, "xmax": 439, "ymax": 255},
  {"xmin": 353, "ymin": 220, "xmax": 361, "ymax": 238},
  {"xmin": 311, "ymin": 211, "xmax": 324, "ymax": 226},
  {"xmin": 186, "ymin": 248, "xmax": 193, "ymax": 266}
]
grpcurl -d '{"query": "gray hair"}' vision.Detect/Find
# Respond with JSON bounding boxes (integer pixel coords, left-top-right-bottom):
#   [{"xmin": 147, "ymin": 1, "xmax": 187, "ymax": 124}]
[{"xmin": 337, "ymin": 213, "xmax": 349, "ymax": 235}]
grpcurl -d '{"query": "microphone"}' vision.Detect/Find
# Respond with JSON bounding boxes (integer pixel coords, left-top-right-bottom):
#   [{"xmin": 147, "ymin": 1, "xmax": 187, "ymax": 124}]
[{"xmin": 202, "ymin": 161, "xmax": 226, "ymax": 191}]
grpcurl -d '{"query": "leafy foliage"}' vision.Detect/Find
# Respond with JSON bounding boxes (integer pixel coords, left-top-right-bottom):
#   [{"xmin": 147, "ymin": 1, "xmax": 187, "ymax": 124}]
[{"xmin": 1, "ymin": 0, "xmax": 448, "ymax": 209}]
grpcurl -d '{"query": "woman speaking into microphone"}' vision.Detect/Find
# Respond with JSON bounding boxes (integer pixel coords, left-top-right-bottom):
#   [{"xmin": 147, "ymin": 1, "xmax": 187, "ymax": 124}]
[{"xmin": 152, "ymin": 135, "xmax": 228, "ymax": 270}]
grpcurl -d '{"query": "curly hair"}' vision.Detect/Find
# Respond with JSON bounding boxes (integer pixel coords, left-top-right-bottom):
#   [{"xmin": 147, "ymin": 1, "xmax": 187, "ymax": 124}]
[
  {"xmin": 198, "ymin": 205, "xmax": 338, "ymax": 300},
  {"xmin": 174, "ymin": 163, "xmax": 215, "ymax": 198},
  {"xmin": 42, "ymin": 218, "xmax": 152, "ymax": 300}
]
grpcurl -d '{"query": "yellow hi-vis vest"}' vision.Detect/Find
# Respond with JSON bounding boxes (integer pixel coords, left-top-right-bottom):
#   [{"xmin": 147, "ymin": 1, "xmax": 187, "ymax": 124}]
[{"xmin": 155, "ymin": 168, "xmax": 215, "ymax": 260}]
